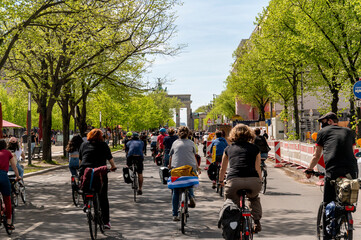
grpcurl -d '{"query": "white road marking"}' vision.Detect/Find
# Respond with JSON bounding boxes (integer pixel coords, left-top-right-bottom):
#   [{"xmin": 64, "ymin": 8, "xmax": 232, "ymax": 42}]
[{"xmin": 19, "ymin": 222, "xmax": 44, "ymax": 236}]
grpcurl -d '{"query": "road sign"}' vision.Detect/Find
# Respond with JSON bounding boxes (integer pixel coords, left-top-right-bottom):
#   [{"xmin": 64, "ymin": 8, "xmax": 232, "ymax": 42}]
[
  {"xmin": 356, "ymin": 100, "xmax": 361, "ymax": 108},
  {"xmin": 353, "ymin": 81, "xmax": 361, "ymax": 99},
  {"xmin": 207, "ymin": 118, "xmax": 211, "ymax": 124}
]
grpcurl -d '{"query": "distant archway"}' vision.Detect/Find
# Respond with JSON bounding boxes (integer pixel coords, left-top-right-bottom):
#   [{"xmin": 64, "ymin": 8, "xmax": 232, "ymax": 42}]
[{"xmin": 168, "ymin": 94, "xmax": 193, "ymax": 129}]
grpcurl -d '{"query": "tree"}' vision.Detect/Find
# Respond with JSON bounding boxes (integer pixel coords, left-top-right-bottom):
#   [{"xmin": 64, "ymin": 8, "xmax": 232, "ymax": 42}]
[{"xmin": 5, "ymin": 0, "xmax": 182, "ymax": 162}]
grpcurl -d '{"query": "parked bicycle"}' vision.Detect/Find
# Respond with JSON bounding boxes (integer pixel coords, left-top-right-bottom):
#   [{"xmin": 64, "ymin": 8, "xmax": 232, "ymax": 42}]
[
  {"xmin": 238, "ymin": 189, "xmax": 254, "ymax": 240},
  {"xmin": 83, "ymin": 167, "xmax": 116, "ymax": 240},
  {"xmin": 8, "ymin": 170, "xmax": 26, "ymax": 207},
  {"xmin": 306, "ymin": 170, "xmax": 358, "ymax": 240},
  {"xmin": 260, "ymin": 159, "xmax": 267, "ymax": 194}
]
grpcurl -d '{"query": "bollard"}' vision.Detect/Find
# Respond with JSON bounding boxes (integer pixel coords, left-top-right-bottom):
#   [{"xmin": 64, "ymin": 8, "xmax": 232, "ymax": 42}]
[{"xmin": 274, "ymin": 141, "xmax": 283, "ymax": 168}]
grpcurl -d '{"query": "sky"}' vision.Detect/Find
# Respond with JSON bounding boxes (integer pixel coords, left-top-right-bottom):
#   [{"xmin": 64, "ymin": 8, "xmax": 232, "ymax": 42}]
[{"xmin": 146, "ymin": 0, "xmax": 270, "ymax": 124}]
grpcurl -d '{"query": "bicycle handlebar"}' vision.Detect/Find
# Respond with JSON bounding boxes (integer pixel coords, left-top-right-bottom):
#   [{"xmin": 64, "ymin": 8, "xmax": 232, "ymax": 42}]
[{"xmin": 304, "ymin": 169, "xmax": 325, "ymax": 177}]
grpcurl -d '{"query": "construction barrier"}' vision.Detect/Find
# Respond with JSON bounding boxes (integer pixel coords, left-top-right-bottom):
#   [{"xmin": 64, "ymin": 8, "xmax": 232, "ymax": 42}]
[{"xmin": 267, "ymin": 140, "xmax": 361, "ymax": 184}]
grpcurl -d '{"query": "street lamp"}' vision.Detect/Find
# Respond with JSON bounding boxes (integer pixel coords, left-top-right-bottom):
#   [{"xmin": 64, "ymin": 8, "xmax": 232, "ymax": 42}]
[{"xmin": 27, "ymin": 92, "xmax": 32, "ymax": 165}]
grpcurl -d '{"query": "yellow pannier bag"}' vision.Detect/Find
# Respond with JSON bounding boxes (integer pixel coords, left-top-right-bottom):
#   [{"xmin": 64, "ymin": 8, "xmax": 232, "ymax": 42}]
[
  {"xmin": 171, "ymin": 165, "xmax": 198, "ymax": 177},
  {"xmin": 335, "ymin": 177, "xmax": 360, "ymax": 205}
]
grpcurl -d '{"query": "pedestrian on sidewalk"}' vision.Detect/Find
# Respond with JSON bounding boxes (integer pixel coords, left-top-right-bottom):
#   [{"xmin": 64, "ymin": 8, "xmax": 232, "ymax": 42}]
[{"xmin": 21, "ymin": 131, "xmax": 28, "ymax": 154}]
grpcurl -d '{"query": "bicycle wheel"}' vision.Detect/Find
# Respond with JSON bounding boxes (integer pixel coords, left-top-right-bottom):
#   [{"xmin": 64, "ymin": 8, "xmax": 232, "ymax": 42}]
[
  {"xmin": 87, "ymin": 199, "xmax": 97, "ymax": 240},
  {"xmin": 72, "ymin": 186, "xmax": 80, "ymax": 207},
  {"xmin": 241, "ymin": 216, "xmax": 253, "ymax": 240},
  {"xmin": 95, "ymin": 194, "xmax": 105, "ymax": 234},
  {"xmin": 316, "ymin": 203, "xmax": 324, "ymax": 240},
  {"xmin": 20, "ymin": 181, "xmax": 26, "ymax": 204},
  {"xmin": 261, "ymin": 170, "xmax": 267, "ymax": 194},
  {"xmin": 338, "ymin": 212, "xmax": 353, "ymax": 240},
  {"xmin": 133, "ymin": 172, "xmax": 138, "ymax": 203},
  {"xmin": 180, "ymin": 190, "xmax": 188, "ymax": 234},
  {"xmin": 11, "ymin": 188, "xmax": 18, "ymax": 208}
]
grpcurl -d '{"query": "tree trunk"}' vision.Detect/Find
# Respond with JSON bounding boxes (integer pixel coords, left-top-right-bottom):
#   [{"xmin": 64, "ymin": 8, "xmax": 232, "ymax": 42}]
[
  {"xmin": 292, "ymin": 75, "xmax": 300, "ymax": 139},
  {"xmin": 77, "ymin": 93, "xmax": 88, "ymax": 137},
  {"xmin": 41, "ymin": 105, "xmax": 53, "ymax": 163},
  {"xmin": 330, "ymin": 88, "xmax": 339, "ymax": 114},
  {"xmin": 61, "ymin": 100, "xmax": 70, "ymax": 158}
]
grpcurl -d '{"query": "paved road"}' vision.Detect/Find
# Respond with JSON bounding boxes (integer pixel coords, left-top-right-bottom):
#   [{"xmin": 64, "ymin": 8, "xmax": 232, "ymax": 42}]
[{"xmin": 2, "ymin": 148, "xmax": 361, "ymax": 239}]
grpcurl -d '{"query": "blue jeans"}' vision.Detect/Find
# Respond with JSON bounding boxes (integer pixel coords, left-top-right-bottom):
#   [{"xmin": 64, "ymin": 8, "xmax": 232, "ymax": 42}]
[
  {"xmin": 172, "ymin": 188, "xmax": 194, "ymax": 216},
  {"xmin": 69, "ymin": 157, "xmax": 79, "ymax": 176},
  {"xmin": 0, "ymin": 170, "xmax": 11, "ymax": 196},
  {"xmin": 9, "ymin": 162, "xmax": 24, "ymax": 178}
]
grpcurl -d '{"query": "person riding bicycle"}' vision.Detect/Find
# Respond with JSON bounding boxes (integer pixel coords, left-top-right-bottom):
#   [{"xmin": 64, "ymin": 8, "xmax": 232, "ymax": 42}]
[
  {"xmin": 0, "ymin": 139, "xmax": 21, "ymax": 230},
  {"xmin": 123, "ymin": 132, "xmax": 132, "ymax": 156},
  {"xmin": 66, "ymin": 134, "xmax": 83, "ymax": 177},
  {"xmin": 219, "ymin": 124, "xmax": 263, "ymax": 233},
  {"xmin": 168, "ymin": 126, "xmax": 199, "ymax": 221},
  {"xmin": 254, "ymin": 128, "xmax": 270, "ymax": 166},
  {"xmin": 79, "ymin": 129, "xmax": 117, "ymax": 230},
  {"xmin": 157, "ymin": 128, "xmax": 168, "ymax": 154},
  {"xmin": 163, "ymin": 128, "xmax": 178, "ymax": 167},
  {"xmin": 126, "ymin": 132, "xmax": 145, "ymax": 195},
  {"xmin": 209, "ymin": 130, "xmax": 228, "ymax": 188},
  {"xmin": 305, "ymin": 112, "xmax": 358, "ymax": 239},
  {"xmin": 7, "ymin": 137, "xmax": 25, "ymax": 178}
]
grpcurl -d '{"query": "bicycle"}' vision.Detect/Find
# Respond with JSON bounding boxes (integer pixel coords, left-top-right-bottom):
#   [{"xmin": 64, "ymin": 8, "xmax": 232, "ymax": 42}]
[
  {"xmin": 238, "ymin": 189, "xmax": 254, "ymax": 240},
  {"xmin": 306, "ymin": 170, "xmax": 356, "ymax": 240},
  {"xmin": 8, "ymin": 170, "xmax": 26, "ymax": 207},
  {"xmin": 83, "ymin": 167, "xmax": 116, "ymax": 240},
  {"xmin": 0, "ymin": 193, "xmax": 15, "ymax": 235},
  {"xmin": 215, "ymin": 162, "xmax": 223, "ymax": 197},
  {"xmin": 71, "ymin": 174, "xmax": 81, "ymax": 207},
  {"xmin": 260, "ymin": 159, "xmax": 267, "ymax": 194}
]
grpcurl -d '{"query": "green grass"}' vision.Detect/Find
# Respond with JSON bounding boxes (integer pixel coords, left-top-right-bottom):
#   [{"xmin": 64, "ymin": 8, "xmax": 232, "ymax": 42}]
[{"xmin": 110, "ymin": 144, "xmax": 123, "ymax": 152}]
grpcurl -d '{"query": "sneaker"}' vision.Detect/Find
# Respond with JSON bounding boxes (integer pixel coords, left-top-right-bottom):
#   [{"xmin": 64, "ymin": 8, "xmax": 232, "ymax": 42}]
[
  {"xmin": 173, "ymin": 216, "xmax": 180, "ymax": 221},
  {"xmin": 253, "ymin": 220, "xmax": 262, "ymax": 233},
  {"xmin": 104, "ymin": 222, "xmax": 111, "ymax": 230},
  {"xmin": 137, "ymin": 190, "xmax": 143, "ymax": 195},
  {"xmin": 189, "ymin": 197, "xmax": 196, "ymax": 208}
]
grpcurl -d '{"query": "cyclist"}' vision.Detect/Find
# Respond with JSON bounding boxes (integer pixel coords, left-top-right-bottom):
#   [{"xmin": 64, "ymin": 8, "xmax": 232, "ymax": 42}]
[
  {"xmin": 79, "ymin": 129, "xmax": 117, "ymax": 230},
  {"xmin": 7, "ymin": 137, "xmax": 25, "ymax": 178},
  {"xmin": 305, "ymin": 112, "xmax": 358, "ymax": 240},
  {"xmin": 140, "ymin": 132, "xmax": 148, "ymax": 156},
  {"xmin": 123, "ymin": 132, "xmax": 132, "ymax": 156},
  {"xmin": 0, "ymin": 139, "xmax": 21, "ymax": 230},
  {"xmin": 150, "ymin": 132, "xmax": 158, "ymax": 156},
  {"xmin": 157, "ymin": 128, "xmax": 168, "ymax": 154},
  {"xmin": 168, "ymin": 126, "xmax": 199, "ymax": 221},
  {"xmin": 254, "ymin": 128, "xmax": 270, "ymax": 166},
  {"xmin": 163, "ymin": 128, "xmax": 178, "ymax": 167},
  {"xmin": 66, "ymin": 134, "xmax": 83, "ymax": 177},
  {"xmin": 219, "ymin": 124, "xmax": 262, "ymax": 233},
  {"xmin": 209, "ymin": 130, "xmax": 228, "ymax": 188},
  {"xmin": 126, "ymin": 132, "xmax": 144, "ymax": 195}
]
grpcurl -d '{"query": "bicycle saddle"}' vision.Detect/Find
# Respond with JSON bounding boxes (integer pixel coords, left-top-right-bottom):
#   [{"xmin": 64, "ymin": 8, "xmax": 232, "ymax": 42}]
[{"xmin": 237, "ymin": 189, "xmax": 248, "ymax": 196}]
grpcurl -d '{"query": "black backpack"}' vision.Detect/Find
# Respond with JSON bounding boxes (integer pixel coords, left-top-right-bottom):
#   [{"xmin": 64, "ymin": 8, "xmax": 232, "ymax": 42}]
[
  {"xmin": 123, "ymin": 167, "xmax": 133, "ymax": 184},
  {"xmin": 218, "ymin": 202, "xmax": 242, "ymax": 240},
  {"xmin": 207, "ymin": 162, "xmax": 218, "ymax": 181}
]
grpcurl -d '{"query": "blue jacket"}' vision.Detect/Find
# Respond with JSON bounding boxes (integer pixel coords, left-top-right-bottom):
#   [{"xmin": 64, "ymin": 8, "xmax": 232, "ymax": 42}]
[
  {"xmin": 210, "ymin": 137, "xmax": 228, "ymax": 156},
  {"xmin": 126, "ymin": 140, "xmax": 144, "ymax": 157}
]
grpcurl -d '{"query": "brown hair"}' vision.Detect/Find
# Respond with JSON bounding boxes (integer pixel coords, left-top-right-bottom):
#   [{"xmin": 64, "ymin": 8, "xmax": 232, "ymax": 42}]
[
  {"xmin": 178, "ymin": 126, "xmax": 190, "ymax": 139},
  {"xmin": 87, "ymin": 129, "xmax": 104, "ymax": 142},
  {"xmin": 215, "ymin": 130, "xmax": 222, "ymax": 138},
  {"xmin": 168, "ymin": 128, "xmax": 175, "ymax": 136},
  {"xmin": 229, "ymin": 124, "xmax": 255, "ymax": 143}
]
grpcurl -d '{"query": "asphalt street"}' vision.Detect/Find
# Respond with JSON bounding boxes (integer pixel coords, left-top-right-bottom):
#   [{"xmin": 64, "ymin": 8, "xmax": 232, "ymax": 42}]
[{"xmin": 1, "ymin": 148, "xmax": 361, "ymax": 239}]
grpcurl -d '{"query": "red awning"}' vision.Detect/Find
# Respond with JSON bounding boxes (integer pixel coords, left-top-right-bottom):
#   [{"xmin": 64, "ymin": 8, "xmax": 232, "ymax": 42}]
[{"xmin": 2, "ymin": 120, "xmax": 22, "ymax": 128}]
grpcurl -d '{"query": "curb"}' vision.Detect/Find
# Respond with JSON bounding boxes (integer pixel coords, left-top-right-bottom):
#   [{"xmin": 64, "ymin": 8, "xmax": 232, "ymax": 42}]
[{"xmin": 23, "ymin": 165, "xmax": 68, "ymax": 178}]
